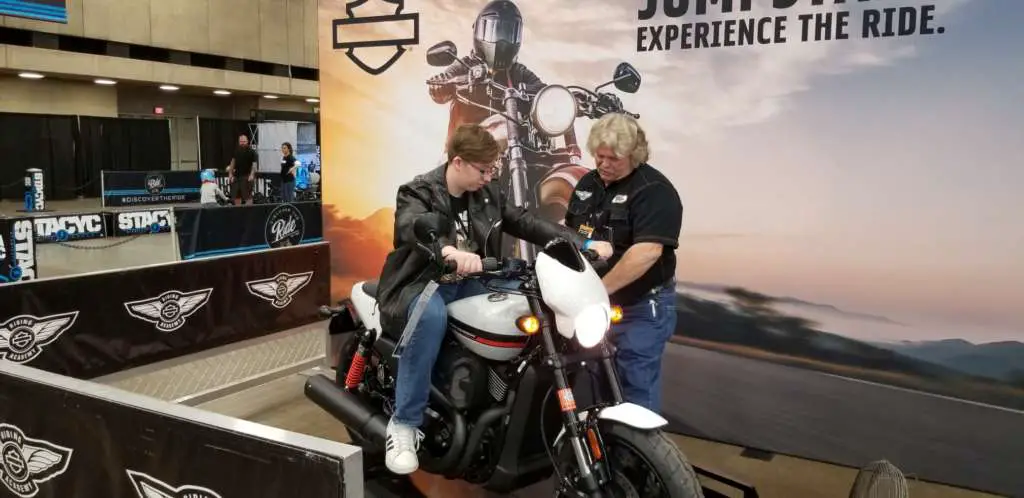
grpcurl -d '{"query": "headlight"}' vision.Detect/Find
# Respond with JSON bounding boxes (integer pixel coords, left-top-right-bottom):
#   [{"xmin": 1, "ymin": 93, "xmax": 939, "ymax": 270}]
[
  {"xmin": 530, "ymin": 85, "xmax": 577, "ymax": 137},
  {"xmin": 574, "ymin": 304, "xmax": 610, "ymax": 348}
]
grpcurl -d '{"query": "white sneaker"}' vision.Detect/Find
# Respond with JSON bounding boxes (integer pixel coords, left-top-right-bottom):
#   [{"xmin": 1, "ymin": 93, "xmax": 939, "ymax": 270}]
[{"xmin": 385, "ymin": 419, "xmax": 423, "ymax": 475}]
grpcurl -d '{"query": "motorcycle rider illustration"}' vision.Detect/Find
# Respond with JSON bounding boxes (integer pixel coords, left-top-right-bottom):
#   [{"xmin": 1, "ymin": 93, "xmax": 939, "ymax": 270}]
[{"xmin": 426, "ymin": 0, "xmax": 591, "ymax": 226}]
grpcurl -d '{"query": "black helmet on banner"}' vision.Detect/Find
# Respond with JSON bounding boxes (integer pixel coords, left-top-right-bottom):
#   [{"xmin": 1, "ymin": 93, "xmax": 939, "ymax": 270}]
[{"xmin": 472, "ymin": 0, "xmax": 523, "ymax": 71}]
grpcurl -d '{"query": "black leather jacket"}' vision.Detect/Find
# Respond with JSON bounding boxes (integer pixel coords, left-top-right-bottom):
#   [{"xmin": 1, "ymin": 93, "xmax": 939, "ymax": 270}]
[{"xmin": 376, "ymin": 164, "xmax": 585, "ymax": 338}]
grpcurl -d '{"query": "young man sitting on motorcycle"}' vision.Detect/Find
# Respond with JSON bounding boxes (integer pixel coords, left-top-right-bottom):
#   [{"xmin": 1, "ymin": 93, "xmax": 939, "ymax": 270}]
[
  {"xmin": 374, "ymin": 123, "xmax": 613, "ymax": 475},
  {"xmin": 565, "ymin": 113, "xmax": 684, "ymax": 415}
]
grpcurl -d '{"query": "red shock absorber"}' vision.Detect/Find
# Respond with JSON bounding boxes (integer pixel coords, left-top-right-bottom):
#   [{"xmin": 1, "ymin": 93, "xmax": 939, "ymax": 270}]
[{"xmin": 344, "ymin": 343, "xmax": 368, "ymax": 390}]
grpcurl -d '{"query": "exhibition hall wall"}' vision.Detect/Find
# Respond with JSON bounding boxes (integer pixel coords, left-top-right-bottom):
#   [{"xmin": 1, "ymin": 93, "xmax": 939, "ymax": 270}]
[{"xmin": 316, "ymin": 1, "xmax": 1023, "ymax": 495}]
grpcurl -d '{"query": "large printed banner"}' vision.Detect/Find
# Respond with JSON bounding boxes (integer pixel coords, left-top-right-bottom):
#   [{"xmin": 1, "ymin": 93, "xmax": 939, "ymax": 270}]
[
  {"xmin": 317, "ymin": 1, "xmax": 1024, "ymax": 495},
  {"xmin": 0, "ymin": 242, "xmax": 329, "ymax": 379},
  {"xmin": 0, "ymin": 362, "xmax": 357, "ymax": 498}
]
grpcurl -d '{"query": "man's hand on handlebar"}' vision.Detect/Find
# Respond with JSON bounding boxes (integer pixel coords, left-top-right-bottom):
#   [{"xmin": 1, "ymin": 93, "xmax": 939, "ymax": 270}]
[
  {"xmin": 442, "ymin": 246, "xmax": 483, "ymax": 275},
  {"xmin": 586, "ymin": 240, "xmax": 614, "ymax": 260}
]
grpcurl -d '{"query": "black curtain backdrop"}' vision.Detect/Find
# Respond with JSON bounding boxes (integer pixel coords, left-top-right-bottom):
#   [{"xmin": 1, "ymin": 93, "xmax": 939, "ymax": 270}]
[
  {"xmin": 0, "ymin": 112, "xmax": 76, "ymax": 201},
  {"xmin": 0, "ymin": 113, "xmax": 171, "ymax": 201},
  {"xmin": 198, "ymin": 118, "xmax": 251, "ymax": 171}
]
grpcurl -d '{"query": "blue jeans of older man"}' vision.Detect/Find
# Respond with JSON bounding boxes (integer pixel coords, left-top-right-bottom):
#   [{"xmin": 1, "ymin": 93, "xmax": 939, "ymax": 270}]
[
  {"xmin": 392, "ymin": 278, "xmax": 518, "ymax": 427},
  {"xmin": 608, "ymin": 282, "xmax": 677, "ymax": 414}
]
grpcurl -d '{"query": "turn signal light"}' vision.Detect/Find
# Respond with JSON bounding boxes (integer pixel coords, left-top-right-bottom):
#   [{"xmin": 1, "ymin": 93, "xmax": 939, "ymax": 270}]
[
  {"xmin": 516, "ymin": 315, "xmax": 540, "ymax": 335},
  {"xmin": 610, "ymin": 305, "xmax": 623, "ymax": 324}
]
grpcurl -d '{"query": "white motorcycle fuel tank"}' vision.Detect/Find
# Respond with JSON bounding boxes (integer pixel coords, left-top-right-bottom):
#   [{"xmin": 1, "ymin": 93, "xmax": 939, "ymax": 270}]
[{"xmin": 446, "ymin": 290, "xmax": 531, "ymax": 362}]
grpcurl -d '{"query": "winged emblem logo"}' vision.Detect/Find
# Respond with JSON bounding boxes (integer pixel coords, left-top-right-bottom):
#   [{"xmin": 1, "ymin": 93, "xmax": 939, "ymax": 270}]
[
  {"xmin": 126, "ymin": 470, "xmax": 222, "ymax": 498},
  {"xmin": 0, "ymin": 312, "xmax": 78, "ymax": 364},
  {"xmin": 0, "ymin": 424, "xmax": 73, "ymax": 498},
  {"xmin": 124, "ymin": 288, "xmax": 213, "ymax": 332},
  {"xmin": 246, "ymin": 271, "xmax": 314, "ymax": 309}
]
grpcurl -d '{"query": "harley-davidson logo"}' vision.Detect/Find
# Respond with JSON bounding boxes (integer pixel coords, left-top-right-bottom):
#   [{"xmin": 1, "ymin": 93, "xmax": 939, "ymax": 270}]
[{"xmin": 332, "ymin": 0, "xmax": 420, "ymax": 76}]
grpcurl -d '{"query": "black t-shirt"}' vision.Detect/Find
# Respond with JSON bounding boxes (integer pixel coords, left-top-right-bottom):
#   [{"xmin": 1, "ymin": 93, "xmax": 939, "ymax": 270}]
[
  {"xmin": 450, "ymin": 194, "xmax": 477, "ymax": 254},
  {"xmin": 564, "ymin": 163, "xmax": 683, "ymax": 306},
  {"xmin": 233, "ymin": 147, "xmax": 257, "ymax": 176},
  {"xmin": 281, "ymin": 155, "xmax": 297, "ymax": 183}
]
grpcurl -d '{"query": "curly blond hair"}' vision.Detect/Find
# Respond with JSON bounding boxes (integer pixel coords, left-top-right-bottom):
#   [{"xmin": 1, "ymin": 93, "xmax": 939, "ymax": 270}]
[{"xmin": 586, "ymin": 113, "xmax": 649, "ymax": 167}]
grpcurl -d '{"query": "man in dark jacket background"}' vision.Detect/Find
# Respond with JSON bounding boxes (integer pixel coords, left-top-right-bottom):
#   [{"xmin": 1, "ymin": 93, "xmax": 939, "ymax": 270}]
[{"xmin": 375, "ymin": 124, "xmax": 611, "ymax": 475}]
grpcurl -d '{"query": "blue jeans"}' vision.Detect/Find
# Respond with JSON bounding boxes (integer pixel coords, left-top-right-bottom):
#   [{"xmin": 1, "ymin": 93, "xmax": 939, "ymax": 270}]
[
  {"xmin": 393, "ymin": 278, "xmax": 518, "ymax": 427},
  {"xmin": 608, "ymin": 283, "xmax": 677, "ymax": 414},
  {"xmin": 281, "ymin": 181, "xmax": 296, "ymax": 202}
]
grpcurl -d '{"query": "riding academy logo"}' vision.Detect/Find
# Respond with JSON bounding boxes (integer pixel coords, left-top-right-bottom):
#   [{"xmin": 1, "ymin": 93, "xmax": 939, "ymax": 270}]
[
  {"xmin": 245, "ymin": 271, "xmax": 314, "ymax": 309},
  {"xmin": 0, "ymin": 424, "xmax": 73, "ymax": 498},
  {"xmin": 264, "ymin": 203, "xmax": 305, "ymax": 248},
  {"xmin": 126, "ymin": 470, "xmax": 222, "ymax": 498},
  {"xmin": 0, "ymin": 312, "xmax": 78, "ymax": 364},
  {"xmin": 124, "ymin": 289, "xmax": 213, "ymax": 332},
  {"xmin": 332, "ymin": 0, "xmax": 420, "ymax": 76}
]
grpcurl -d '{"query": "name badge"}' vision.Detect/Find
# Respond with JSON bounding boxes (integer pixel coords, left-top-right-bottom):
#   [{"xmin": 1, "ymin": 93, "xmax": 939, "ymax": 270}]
[{"xmin": 578, "ymin": 224, "xmax": 595, "ymax": 239}]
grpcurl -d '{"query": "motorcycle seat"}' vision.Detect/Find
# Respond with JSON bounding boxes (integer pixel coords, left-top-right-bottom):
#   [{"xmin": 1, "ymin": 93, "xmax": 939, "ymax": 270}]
[{"xmin": 361, "ymin": 280, "xmax": 379, "ymax": 299}]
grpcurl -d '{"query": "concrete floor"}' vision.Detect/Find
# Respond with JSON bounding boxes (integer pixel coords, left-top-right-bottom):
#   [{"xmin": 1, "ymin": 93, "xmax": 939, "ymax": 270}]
[{"xmin": 10, "ymin": 198, "xmax": 1005, "ymax": 498}]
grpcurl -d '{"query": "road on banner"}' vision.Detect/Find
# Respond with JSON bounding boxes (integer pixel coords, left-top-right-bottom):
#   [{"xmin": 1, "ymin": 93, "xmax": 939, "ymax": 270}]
[{"xmin": 660, "ymin": 344, "xmax": 1024, "ymax": 497}]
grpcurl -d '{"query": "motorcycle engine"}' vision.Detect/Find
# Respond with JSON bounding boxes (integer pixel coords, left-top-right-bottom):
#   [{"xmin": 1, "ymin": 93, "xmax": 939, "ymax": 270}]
[{"xmin": 433, "ymin": 341, "xmax": 491, "ymax": 411}]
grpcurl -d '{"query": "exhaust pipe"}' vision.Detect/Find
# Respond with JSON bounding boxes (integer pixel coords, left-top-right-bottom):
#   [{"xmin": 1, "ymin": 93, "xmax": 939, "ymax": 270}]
[{"xmin": 304, "ymin": 374, "xmax": 388, "ymax": 447}]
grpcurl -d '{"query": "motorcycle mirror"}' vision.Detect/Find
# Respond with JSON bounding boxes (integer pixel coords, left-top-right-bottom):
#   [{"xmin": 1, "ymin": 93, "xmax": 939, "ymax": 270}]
[
  {"xmin": 612, "ymin": 63, "xmax": 642, "ymax": 94},
  {"xmin": 426, "ymin": 41, "xmax": 458, "ymax": 67},
  {"xmin": 414, "ymin": 212, "xmax": 449, "ymax": 244}
]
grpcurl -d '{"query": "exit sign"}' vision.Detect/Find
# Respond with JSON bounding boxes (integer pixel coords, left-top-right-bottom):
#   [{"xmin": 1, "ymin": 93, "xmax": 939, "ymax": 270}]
[{"xmin": 153, "ymin": 106, "xmax": 165, "ymax": 115}]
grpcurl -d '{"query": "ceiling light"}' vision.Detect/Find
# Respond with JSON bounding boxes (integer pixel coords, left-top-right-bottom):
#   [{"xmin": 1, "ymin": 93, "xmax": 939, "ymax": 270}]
[
  {"xmin": 160, "ymin": 85, "xmax": 179, "ymax": 91},
  {"xmin": 94, "ymin": 79, "xmax": 117, "ymax": 85},
  {"xmin": 263, "ymin": 95, "xmax": 278, "ymax": 99},
  {"xmin": 214, "ymin": 90, "xmax": 231, "ymax": 96},
  {"xmin": 18, "ymin": 72, "xmax": 44, "ymax": 79},
  {"xmin": 305, "ymin": 98, "xmax": 319, "ymax": 103}
]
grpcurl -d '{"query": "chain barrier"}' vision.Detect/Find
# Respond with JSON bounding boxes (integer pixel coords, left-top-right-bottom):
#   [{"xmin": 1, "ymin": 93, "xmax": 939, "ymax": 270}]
[{"xmin": 52, "ymin": 234, "xmax": 145, "ymax": 250}]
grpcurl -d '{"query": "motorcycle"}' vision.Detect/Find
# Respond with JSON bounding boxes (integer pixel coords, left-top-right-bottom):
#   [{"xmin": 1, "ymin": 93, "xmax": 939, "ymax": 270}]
[
  {"xmin": 304, "ymin": 214, "xmax": 704, "ymax": 497},
  {"xmin": 425, "ymin": 40, "xmax": 643, "ymax": 262}
]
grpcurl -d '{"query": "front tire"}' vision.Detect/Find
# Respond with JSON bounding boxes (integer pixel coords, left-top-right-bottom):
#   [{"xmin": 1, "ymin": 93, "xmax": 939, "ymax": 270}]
[{"xmin": 557, "ymin": 422, "xmax": 704, "ymax": 498}]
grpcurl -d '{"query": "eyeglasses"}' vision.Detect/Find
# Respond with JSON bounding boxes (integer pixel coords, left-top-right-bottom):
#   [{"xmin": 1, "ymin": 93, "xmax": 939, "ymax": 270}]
[{"xmin": 469, "ymin": 162, "xmax": 500, "ymax": 177}]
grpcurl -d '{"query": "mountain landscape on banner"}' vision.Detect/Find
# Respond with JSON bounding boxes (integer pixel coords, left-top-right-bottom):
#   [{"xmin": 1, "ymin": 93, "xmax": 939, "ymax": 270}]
[{"xmin": 672, "ymin": 284, "xmax": 1024, "ymax": 411}]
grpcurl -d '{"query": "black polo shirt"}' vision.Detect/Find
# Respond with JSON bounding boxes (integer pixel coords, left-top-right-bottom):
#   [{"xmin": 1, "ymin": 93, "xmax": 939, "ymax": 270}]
[{"xmin": 564, "ymin": 163, "xmax": 683, "ymax": 306}]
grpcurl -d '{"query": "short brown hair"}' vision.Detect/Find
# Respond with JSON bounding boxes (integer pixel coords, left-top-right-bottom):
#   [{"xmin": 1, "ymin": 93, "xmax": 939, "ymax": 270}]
[{"xmin": 447, "ymin": 124, "xmax": 501, "ymax": 165}]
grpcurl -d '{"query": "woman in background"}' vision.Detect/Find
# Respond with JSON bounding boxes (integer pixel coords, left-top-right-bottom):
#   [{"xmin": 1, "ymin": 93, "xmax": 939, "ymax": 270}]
[{"xmin": 279, "ymin": 142, "xmax": 301, "ymax": 202}]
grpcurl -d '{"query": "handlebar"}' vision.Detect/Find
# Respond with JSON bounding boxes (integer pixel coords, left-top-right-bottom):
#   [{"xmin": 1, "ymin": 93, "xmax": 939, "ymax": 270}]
[{"xmin": 440, "ymin": 249, "xmax": 605, "ymax": 279}]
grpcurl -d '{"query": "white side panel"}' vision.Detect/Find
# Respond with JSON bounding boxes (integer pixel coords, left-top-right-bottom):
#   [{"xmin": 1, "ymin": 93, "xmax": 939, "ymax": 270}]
[
  {"xmin": 447, "ymin": 292, "xmax": 530, "ymax": 338},
  {"xmin": 349, "ymin": 281, "xmax": 381, "ymax": 335}
]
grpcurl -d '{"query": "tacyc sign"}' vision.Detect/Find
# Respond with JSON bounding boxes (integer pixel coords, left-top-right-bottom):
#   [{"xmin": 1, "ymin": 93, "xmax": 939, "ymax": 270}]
[{"xmin": 33, "ymin": 214, "xmax": 105, "ymax": 243}]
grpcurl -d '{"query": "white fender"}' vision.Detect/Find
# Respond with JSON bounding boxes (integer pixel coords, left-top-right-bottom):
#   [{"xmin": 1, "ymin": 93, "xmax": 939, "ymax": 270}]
[{"xmin": 553, "ymin": 402, "xmax": 668, "ymax": 448}]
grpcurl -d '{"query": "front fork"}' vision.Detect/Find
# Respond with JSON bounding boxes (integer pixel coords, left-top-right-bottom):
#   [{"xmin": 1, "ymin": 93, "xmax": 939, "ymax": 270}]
[{"xmin": 538, "ymin": 305, "xmax": 622, "ymax": 496}]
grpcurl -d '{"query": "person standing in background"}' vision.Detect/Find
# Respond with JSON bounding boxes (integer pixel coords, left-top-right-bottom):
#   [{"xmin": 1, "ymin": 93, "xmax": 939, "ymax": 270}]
[
  {"xmin": 279, "ymin": 142, "xmax": 300, "ymax": 202},
  {"xmin": 226, "ymin": 133, "xmax": 257, "ymax": 205},
  {"xmin": 564, "ymin": 113, "xmax": 683, "ymax": 414}
]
